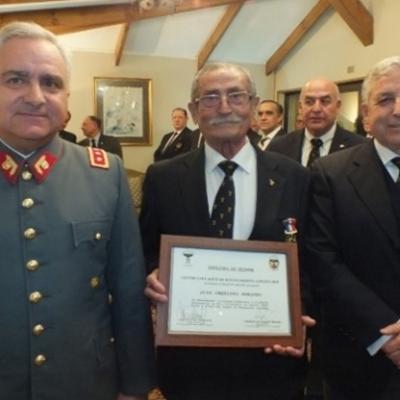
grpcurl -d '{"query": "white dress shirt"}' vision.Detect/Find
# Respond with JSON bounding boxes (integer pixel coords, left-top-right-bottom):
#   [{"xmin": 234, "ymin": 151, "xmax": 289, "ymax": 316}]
[
  {"xmin": 257, "ymin": 126, "xmax": 283, "ymax": 150},
  {"xmin": 204, "ymin": 139, "xmax": 257, "ymax": 240},
  {"xmin": 301, "ymin": 123, "xmax": 336, "ymax": 166}
]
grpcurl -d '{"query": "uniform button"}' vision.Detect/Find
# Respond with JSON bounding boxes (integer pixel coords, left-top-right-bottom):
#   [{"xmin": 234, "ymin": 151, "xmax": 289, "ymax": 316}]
[
  {"xmin": 95, "ymin": 232, "xmax": 102, "ymax": 241},
  {"xmin": 24, "ymin": 228, "xmax": 37, "ymax": 240},
  {"xmin": 90, "ymin": 276, "xmax": 100, "ymax": 288},
  {"xmin": 22, "ymin": 170, "xmax": 33, "ymax": 181},
  {"xmin": 22, "ymin": 198, "xmax": 35, "ymax": 209},
  {"xmin": 26, "ymin": 259, "xmax": 40, "ymax": 271},
  {"xmin": 29, "ymin": 291, "xmax": 43, "ymax": 304},
  {"xmin": 32, "ymin": 324, "xmax": 45, "ymax": 336},
  {"xmin": 34, "ymin": 354, "xmax": 46, "ymax": 366},
  {"xmin": 110, "ymin": 337, "xmax": 115, "ymax": 343}
]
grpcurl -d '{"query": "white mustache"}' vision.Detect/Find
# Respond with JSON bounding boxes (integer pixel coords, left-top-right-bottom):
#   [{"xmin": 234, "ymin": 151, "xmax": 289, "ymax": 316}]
[{"xmin": 209, "ymin": 115, "xmax": 244, "ymax": 125}]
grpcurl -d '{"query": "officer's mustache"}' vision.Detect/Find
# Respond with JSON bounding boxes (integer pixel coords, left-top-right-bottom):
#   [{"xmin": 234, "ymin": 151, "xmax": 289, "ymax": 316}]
[{"xmin": 209, "ymin": 115, "xmax": 245, "ymax": 126}]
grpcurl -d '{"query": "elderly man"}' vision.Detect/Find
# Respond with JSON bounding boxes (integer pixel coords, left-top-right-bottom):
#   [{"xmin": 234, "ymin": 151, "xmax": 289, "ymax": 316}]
[
  {"xmin": 252, "ymin": 99, "xmax": 286, "ymax": 150},
  {"xmin": 153, "ymin": 107, "xmax": 193, "ymax": 161},
  {"xmin": 307, "ymin": 56, "xmax": 400, "ymax": 399},
  {"xmin": 140, "ymin": 62, "xmax": 314, "ymax": 400},
  {"xmin": 268, "ymin": 78, "xmax": 365, "ymax": 166},
  {"xmin": 79, "ymin": 115, "xmax": 123, "ymax": 159},
  {"xmin": 0, "ymin": 22, "xmax": 155, "ymax": 400}
]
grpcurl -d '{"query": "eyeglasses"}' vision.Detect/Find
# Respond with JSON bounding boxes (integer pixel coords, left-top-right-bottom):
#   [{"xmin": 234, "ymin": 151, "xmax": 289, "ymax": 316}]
[{"xmin": 195, "ymin": 91, "xmax": 252, "ymax": 108}]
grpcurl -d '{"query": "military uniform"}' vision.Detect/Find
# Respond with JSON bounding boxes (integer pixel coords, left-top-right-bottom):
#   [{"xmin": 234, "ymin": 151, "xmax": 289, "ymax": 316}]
[{"xmin": 0, "ymin": 135, "xmax": 156, "ymax": 400}]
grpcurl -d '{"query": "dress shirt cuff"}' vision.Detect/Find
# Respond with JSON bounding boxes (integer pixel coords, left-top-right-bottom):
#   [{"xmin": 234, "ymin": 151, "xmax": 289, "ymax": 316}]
[{"xmin": 367, "ymin": 319, "xmax": 400, "ymax": 356}]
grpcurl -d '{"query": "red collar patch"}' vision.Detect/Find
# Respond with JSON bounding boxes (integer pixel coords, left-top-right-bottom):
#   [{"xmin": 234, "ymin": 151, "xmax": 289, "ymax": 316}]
[
  {"xmin": 0, "ymin": 152, "xmax": 20, "ymax": 184},
  {"xmin": 31, "ymin": 152, "xmax": 58, "ymax": 183}
]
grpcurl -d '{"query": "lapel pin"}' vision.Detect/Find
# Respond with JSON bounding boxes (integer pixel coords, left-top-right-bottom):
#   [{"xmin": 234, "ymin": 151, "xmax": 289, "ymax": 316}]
[
  {"xmin": 339, "ymin": 144, "xmax": 345, "ymax": 148},
  {"xmin": 268, "ymin": 178, "xmax": 276, "ymax": 187}
]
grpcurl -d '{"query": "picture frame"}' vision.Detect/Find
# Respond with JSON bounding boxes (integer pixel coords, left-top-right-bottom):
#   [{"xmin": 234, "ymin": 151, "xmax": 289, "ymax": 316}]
[
  {"xmin": 94, "ymin": 77, "xmax": 152, "ymax": 146},
  {"xmin": 156, "ymin": 234, "xmax": 303, "ymax": 348}
]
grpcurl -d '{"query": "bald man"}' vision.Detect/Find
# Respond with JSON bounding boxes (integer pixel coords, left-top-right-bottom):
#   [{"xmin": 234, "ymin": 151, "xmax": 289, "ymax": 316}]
[{"xmin": 268, "ymin": 78, "xmax": 365, "ymax": 166}]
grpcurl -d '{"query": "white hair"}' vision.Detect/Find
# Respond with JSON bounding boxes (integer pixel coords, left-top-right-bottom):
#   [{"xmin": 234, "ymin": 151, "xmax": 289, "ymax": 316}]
[
  {"xmin": 191, "ymin": 62, "xmax": 257, "ymax": 101},
  {"xmin": 0, "ymin": 21, "xmax": 71, "ymax": 83},
  {"xmin": 361, "ymin": 56, "xmax": 400, "ymax": 104}
]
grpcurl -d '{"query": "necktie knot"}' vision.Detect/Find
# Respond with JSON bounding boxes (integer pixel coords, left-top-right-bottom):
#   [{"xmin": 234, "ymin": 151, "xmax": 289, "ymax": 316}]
[
  {"xmin": 218, "ymin": 160, "xmax": 238, "ymax": 177},
  {"xmin": 392, "ymin": 157, "xmax": 400, "ymax": 169},
  {"xmin": 392, "ymin": 157, "xmax": 400, "ymax": 183},
  {"xmin": 91, "ymin": 139, "xmax": 97, "ymax": 148},
  {"xmin": 311, "ymin": 138, "xmax": 323, "ymax": 148},
  {"xmin": 307, "ymin": 138, "xmax": 323, "ymax": 167}
]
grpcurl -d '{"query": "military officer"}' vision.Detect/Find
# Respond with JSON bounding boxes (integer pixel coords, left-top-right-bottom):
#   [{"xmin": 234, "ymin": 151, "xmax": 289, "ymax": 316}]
[{"xmin": 0, "ymin": 22, "xmax": 156, "ymax": 400}]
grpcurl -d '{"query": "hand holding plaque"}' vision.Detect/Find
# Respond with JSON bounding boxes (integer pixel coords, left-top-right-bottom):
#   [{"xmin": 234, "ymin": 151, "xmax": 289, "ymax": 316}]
[{"xmin": 155, "ymin": 234, "xmax": 303, "ymax": 348}]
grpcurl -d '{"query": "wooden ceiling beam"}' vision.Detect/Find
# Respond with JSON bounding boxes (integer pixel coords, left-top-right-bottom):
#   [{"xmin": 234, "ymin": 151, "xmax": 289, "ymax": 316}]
[
  {"xmin": 0, "ymin": 0, "xmax": 246, "ymax": 29},
  {"xmin": 0, "ymin": 0, "xmax": 57, "ymax": 4},
  {"xmin": 265, "ymin": 0, "xmax": 330, "ymax": 75},
  {"xmin": 327, "ymin": 0, "xmax": 373, "ymax": 45},
  {"xmin": 114, "ymin": 22, "xmax": 130, "ymax": 66},
  {"xmin": 197, "ymin": 1, "xmax": 244, "ymax": 70},
  {"xmin": 0, "ymin": 5, "xmax": 132, "ymax": 33}
]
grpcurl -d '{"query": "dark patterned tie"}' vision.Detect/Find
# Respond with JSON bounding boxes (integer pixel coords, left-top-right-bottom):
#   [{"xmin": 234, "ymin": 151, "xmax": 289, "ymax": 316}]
[
  {"xmin": 392, "ymin": 157, "xmax": 400, "ymax": 183},
  {"xmin": 307, "ymin": 138, "xmax": 323, "ymax": 167},
  {"xmin": 210, "ymin": 161, "xmax": 238, "ymax": 238},
  {"xmin": 91, "ymin": 139, "xmax": 97, "ymax": 148}
]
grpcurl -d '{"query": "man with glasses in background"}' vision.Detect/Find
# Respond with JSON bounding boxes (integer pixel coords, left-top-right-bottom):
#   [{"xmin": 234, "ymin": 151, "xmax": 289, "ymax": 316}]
[{"xmin": 140, "ymin": 62, "xmax": 314, "ymax": 400}]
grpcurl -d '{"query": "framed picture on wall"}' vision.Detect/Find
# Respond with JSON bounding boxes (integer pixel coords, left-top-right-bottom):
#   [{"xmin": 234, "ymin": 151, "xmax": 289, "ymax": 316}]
[{"xmin": 94, "ymin": 77, "xmax": 152, "ymax": 146}]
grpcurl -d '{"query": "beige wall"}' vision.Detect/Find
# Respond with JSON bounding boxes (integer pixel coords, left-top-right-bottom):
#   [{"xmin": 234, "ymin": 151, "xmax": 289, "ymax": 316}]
[
  {"xmin": 66, "ymin": 51, "xmax": 271, "ymax": 172},
  {"xmin": 275, "ymin": 0, "xmax": 400, "ymax": 92}
]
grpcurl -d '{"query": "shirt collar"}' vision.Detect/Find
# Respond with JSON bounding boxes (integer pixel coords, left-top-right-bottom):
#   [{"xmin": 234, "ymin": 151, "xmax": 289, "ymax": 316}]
[
  {"xmin": 259, "ymin": 125, "xmax": 282, "ymax": 139},
  {"xmin": 373, "ymin": 138, "xmax": 400, "ymax": 166},
  {"xmin": 205, "ymin": 137, "xmax": 255, "ymax": 175},
  {"xmin": 305, "ymin": 122, "xmax": 336, "ymax": 143}
]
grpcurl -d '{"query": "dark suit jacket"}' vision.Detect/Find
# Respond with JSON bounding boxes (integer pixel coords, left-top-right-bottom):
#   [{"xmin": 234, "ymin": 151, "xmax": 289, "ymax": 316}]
[
  {"xmin": 248, "ymin": 128, "xmax": 286, "ymax": 148},
  {"xmin": 59, "ymin": 129, "xmax": 77, "ymax": 143},
  {"xmin": 140, "ymin": 145, "xmax": 311, "ymax": 398},
  {"xmin": 267, "ymin": 125, "xmax": 365, "ymax": 162},
  {"xmin": 307, "ymin": 141, "xmax": 400, "ymax": 398},
  {"xmin": 153, "ymin": 127, "xmax": 193, "ymax": 162},
  {"xmin": 189, "ymin": 128, "xmax": 204, "ymax": 150},
  {"xmin": 79, "ymin": 134, "xmax": 123, "ymax": 160}
]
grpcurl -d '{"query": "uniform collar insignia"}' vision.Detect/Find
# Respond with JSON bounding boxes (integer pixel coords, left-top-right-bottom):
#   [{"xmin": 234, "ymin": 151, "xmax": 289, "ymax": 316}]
[
  {"xmin": 0, "ymin": 151, "xmax": 57, "ymax": 184},
  {"xmin": 0, "ymin": 152, "xmax": 21, "ymax": 184},
  {"xmin": 31, "ymin": 152, "xmax": 58, "ymax": 183}
]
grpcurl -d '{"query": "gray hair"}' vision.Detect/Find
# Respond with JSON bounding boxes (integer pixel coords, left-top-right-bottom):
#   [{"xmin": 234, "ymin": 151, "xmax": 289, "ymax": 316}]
[
  {"xmin": 0, "ymin": 21, "xmax": 71, "ymax": 83},
  {"xmin": 190, "ymin": 63, "xmax": 257, "ymax": 101},
  {"xmin": 361, "ymin": 56, "xmax": 400, "ymax": 104}
]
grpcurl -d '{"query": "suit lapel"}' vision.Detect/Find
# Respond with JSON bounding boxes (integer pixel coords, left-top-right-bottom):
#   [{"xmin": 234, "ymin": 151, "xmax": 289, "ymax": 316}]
[
  {"xmin": 292, "ymin": 132, "xmax": 304, "ymax": 162},
  {"xmin": 250, "ymin": 150, "xmax": 287, "ymax": 239},
  {"xmin": 330, "ymin": 126, "xmax": 351, "ymax": 153},
  {"xmin": 348, "ymin": 142, "xmax": 400, "ymax": 249},
  {"xmin": 179, "ymin": 149, "xmax": 211, "ymax": 236}
]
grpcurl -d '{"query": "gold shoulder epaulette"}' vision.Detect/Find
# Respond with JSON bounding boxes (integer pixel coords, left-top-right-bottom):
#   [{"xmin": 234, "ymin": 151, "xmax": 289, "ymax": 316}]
[{"xmin": 87, "ymin": 147, "xmax": 110, "ymax": 169}]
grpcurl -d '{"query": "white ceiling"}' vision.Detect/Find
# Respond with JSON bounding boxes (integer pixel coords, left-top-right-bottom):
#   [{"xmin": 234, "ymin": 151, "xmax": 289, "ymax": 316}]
[{"xmin": 57, "ymin": 0, "xmax": 322, "ymax": 65}]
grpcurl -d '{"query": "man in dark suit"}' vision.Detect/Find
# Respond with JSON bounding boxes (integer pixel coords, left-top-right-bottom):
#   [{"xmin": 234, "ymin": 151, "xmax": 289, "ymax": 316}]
[
  {"xmin": 79, "ymin": 115, "xmax": 123, "ymax": 159},
  {"xmin": 153, "ymin": 107, "xmax": 193, "ymax": 161},
  {"xmin": 59, "ymin": 111, "xmax": 77, "ymax": 143},
  {"xmin": 306, "ymin": 56, "xmax": 400, "ymax": 399},
  {"xmin": 141, "ymin": 62, "xmax": 314, "ymax": 400},
  {"xmin": 0, "ymin": 21, "xmax": 155, "ymax": 400},
  {"xmin": 268, "ymin": 78, "xmax": 365, "ymax": 166},
  {"xmin": 252, "ymin": 100, "xmax": 286, "ymax": 150}
]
